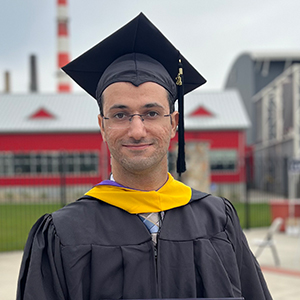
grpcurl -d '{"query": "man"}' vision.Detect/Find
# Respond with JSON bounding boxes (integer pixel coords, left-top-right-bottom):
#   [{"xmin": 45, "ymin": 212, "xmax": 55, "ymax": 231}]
[{"xmin": 17, "ymin": 13, "xmax": 272, "ymax": 300}]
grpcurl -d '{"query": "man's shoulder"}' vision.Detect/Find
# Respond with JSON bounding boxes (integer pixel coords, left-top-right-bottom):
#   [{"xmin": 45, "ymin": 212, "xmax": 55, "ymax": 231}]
[
  {"xmin": 50, "ymin": 196, "xmax": 150, "ymax": 246},
  {"xmin": 53, "ymin": 196, "xmax": 98, "ymax": 218},
  {"xmin": 190, "ymin": 188, "xmax": 226, "ymax": 208},
  {"xmin": 52, "ymin": 195, "xmax": 125, "ymax": 224},
  {"xmin": 187, "ymin": 188, "xmax": 237, "ymax": 223}
]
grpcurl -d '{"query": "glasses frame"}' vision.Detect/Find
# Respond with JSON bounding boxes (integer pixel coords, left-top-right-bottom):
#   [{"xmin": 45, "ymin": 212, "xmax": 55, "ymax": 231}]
[{"xmin": 102, "ymin": 113, "xmax": 172, "ymax": 128}]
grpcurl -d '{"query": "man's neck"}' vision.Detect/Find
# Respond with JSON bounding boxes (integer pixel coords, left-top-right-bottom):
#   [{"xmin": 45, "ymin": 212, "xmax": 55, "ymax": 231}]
[{"xmin": 111, "ymin": 164, "xmax": 169, "ymax": 191}]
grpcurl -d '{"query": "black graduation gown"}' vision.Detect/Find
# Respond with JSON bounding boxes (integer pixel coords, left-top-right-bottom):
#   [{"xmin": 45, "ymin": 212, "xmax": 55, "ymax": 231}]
[{"xmin": 17, "ymin": 189, "xmax": 272, "ymax": 300}]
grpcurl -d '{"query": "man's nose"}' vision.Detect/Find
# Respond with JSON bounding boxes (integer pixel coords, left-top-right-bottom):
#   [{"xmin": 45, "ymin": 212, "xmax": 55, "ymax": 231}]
[{"xmin": 127, "ymin": 116, "xmax": 147, "ymax": 139}]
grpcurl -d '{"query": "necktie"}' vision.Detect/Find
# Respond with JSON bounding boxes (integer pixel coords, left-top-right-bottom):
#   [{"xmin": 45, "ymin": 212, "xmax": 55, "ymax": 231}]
[
  {"xmin": 138, "ymin": 212, "xmax": 162, "ymax": 245},
  {"xmin": 108, "ymin": 174, "xmax": 164, "ymax": 245}
]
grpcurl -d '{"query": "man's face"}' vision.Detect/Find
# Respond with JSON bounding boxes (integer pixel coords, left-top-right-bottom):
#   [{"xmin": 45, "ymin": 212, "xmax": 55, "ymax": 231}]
[{"xmin": 98, "ymin": 82, "xmax": 178, "ymax": 175}]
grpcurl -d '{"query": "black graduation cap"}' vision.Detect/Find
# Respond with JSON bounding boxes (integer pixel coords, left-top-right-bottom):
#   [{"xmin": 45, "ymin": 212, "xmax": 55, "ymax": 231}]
[{"xmin": 62, "ymin": 12, "xmax": 206, "ymax": 175}]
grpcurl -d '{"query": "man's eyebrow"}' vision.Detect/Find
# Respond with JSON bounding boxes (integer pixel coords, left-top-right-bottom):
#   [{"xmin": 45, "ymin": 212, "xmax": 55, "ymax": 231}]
[
  {"xmin": 142, "ymin": 103, "xmax": 165, "ymax": 109},
  {"xmin": 108, "ymin": 104, "xmax": 129, "ymax": 110},
  {"xmin": 109, "ymin": 103, "xmax": 165, "ymax": 110}
]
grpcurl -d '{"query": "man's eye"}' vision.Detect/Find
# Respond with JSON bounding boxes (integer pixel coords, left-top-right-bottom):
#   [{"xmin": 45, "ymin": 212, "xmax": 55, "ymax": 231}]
[
  {"xmin": 147, "ymin": 111, "xmax": 159, "ymax": 118},
  {"xmin": 114, "ymin": 113, "xmax": 127, "ymax": 119}
]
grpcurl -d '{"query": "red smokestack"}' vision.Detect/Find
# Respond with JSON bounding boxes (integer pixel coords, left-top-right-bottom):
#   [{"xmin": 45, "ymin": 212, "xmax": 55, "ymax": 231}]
[{"xmin": 57, "ymin": 0, "xmax": 71, "ymax": 92}]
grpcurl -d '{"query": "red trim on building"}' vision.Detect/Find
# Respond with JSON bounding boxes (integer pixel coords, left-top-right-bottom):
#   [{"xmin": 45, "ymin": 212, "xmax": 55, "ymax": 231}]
[
  {"xmin": 189, "ymin": 106, "xmax": 213, "ymax": 117},
  {"xmin": 0, "ymin": 133, "xmax": 102, "ymax": 151},
  {"xmin": 29, "ymin": 108, "xmax": 55, "ymax": 119},
  {"xmin": 211, "ymin": 173, "xmax": 241, "ymax": 183},
  {"xmin": 0, "ymin": 176, "xmax": 100, "ymax": 186}
]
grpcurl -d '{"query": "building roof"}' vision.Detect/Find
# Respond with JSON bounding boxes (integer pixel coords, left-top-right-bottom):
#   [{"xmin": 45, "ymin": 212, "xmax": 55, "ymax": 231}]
[
  {"xmin": 183, "ymin": 89, "xmax": 251, "ymax": 130},
  {"xmin": 248, "ymin": 51, "xmax": 300, "ymax": 61},
  {"xmin": 249, "ymin": 51, "xmax": 300, "ymax": 61},
  {"xmin": 0, "ymin": 90, "xmax": 250, "ymax": 133},
  {"xmin": 242, "ymin": 51, "xmax": 300, "ymax": 61},
  {"xmin": 0, "ymin": 93, "xmax": 100, "ymax": 133}
]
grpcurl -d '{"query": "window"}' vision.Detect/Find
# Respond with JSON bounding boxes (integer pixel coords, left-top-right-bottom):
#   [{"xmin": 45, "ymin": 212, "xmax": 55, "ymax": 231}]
[
  {"xmin": 0, "ymin": 153, "xmax": 13, "ymax": 175},
  {"xmin": 209, "ymin": 150, "xmax": 237, "ymax": 172},
  {"xmin": 14, "ymin": 154, "xmax": 31, "ymax": 174},
  {"xmin": 0, "ymin": 151, "xmax": 99, "ymax": 176}
]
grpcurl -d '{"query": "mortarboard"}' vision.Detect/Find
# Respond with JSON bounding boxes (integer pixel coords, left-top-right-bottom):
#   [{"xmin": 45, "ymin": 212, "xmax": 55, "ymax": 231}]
[{"xmin": 62, "ymin": 12, "xmax": 206, "ymax": 175}]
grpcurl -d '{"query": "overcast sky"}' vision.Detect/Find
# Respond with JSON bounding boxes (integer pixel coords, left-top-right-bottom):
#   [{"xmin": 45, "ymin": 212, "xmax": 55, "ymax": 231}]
[{"xmin": 1, "ymin": 0, "xmax": 300, "ymax": 94}]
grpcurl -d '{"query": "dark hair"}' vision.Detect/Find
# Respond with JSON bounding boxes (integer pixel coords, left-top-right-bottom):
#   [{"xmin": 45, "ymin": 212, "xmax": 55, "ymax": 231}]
[
  {"xmin": 98, "ymin": 89, "xmax": 175, "ymax": 116},
  {"xmin": 97, "ymin": 95, "xmax": 104, "ymax": 116},
  {"xmin": 168, "ymin": 91, "xmax": 175, "ymax": 114}
]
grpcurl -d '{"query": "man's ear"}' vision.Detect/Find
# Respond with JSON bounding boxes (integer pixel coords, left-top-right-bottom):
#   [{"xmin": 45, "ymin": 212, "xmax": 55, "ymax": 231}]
[
  {"xmin": 170, "ymin": 111, "xmax": 179, "ymax": 138},
  {"xmin": 98, "ymin": 114, "xmax": 106, "ymax": 142}
]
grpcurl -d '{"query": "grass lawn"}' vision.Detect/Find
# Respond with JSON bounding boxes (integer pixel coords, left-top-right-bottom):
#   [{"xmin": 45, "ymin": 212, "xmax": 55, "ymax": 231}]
[
  {"xmin": 0, "ymin": 204, "xmax": 62, "ymax": 252},
  {"xmin": 0, "ymin": 202, "xmax": 271, "ymax": 252},
  {"xmin": 233, "ymin": 202, "xmax": 271, "ymax": 229}
]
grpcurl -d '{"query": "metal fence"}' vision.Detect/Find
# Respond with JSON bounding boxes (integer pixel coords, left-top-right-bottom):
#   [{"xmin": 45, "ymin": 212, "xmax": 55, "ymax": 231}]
[{"xmin": 0, "ymin": 152, "xmax": 290, "ymax": 252}]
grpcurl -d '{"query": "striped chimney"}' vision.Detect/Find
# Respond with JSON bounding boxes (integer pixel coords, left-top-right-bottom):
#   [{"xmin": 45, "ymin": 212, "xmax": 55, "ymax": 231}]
[{"xmin": 57, "ymin": 0, "xmax": 71, "ymax": 92}]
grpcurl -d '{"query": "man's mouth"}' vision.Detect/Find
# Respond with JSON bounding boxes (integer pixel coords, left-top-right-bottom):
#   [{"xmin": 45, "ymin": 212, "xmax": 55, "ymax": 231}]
[{"xmin": 123, "ymin": 143, "xmax": 152, "ymax": 150}]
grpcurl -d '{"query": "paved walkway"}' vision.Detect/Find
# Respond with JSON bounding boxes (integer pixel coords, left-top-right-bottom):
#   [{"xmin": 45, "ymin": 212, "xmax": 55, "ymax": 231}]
[
  {"xmin": 0, "ymin": 251, "xmax": 22, "ymax": 300},
  {"xmin": 245, "ymin": 228, "xmax": 300, "ymax": 300},
  {"xmin": 1, "ymin": 228, "xmax": 299, "ymax": 300}
]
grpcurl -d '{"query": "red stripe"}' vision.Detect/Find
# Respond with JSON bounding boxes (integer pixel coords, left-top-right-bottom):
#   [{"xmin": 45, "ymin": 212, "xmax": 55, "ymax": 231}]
[
  {"xmin": 57, "ymin": 0, "xmax": 67, "ymax": 5},
  {"xmin": 0, "ymin": 176, "xmax": 100, "ymax": 186},
  {"xmin": 58, "ymin": 53, "xmax": 70, "ymax": 68},
  {"xmin": 58, "ymin": 22, "xmax": 68, "ymax": 36},
  {"xmin": 261, "ymin": 266, "xmax": 300, "ymax": 277},
  {"xmin": 58, "ymin": 83, "xmax": 71, "ymax": 92},
  {"xmin": 211, "ymin": 174, "xmax": 242, "ymax": 183},
  {"xmin": 0, "ymin": 133, "xmax": 102, "ymax": 151}
]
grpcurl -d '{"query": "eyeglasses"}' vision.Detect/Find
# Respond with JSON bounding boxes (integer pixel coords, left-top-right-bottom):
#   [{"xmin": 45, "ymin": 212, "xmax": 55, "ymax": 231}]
[{"xmin": 103, "ymin": 111, "xmax": 171, "ymax": 129}]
